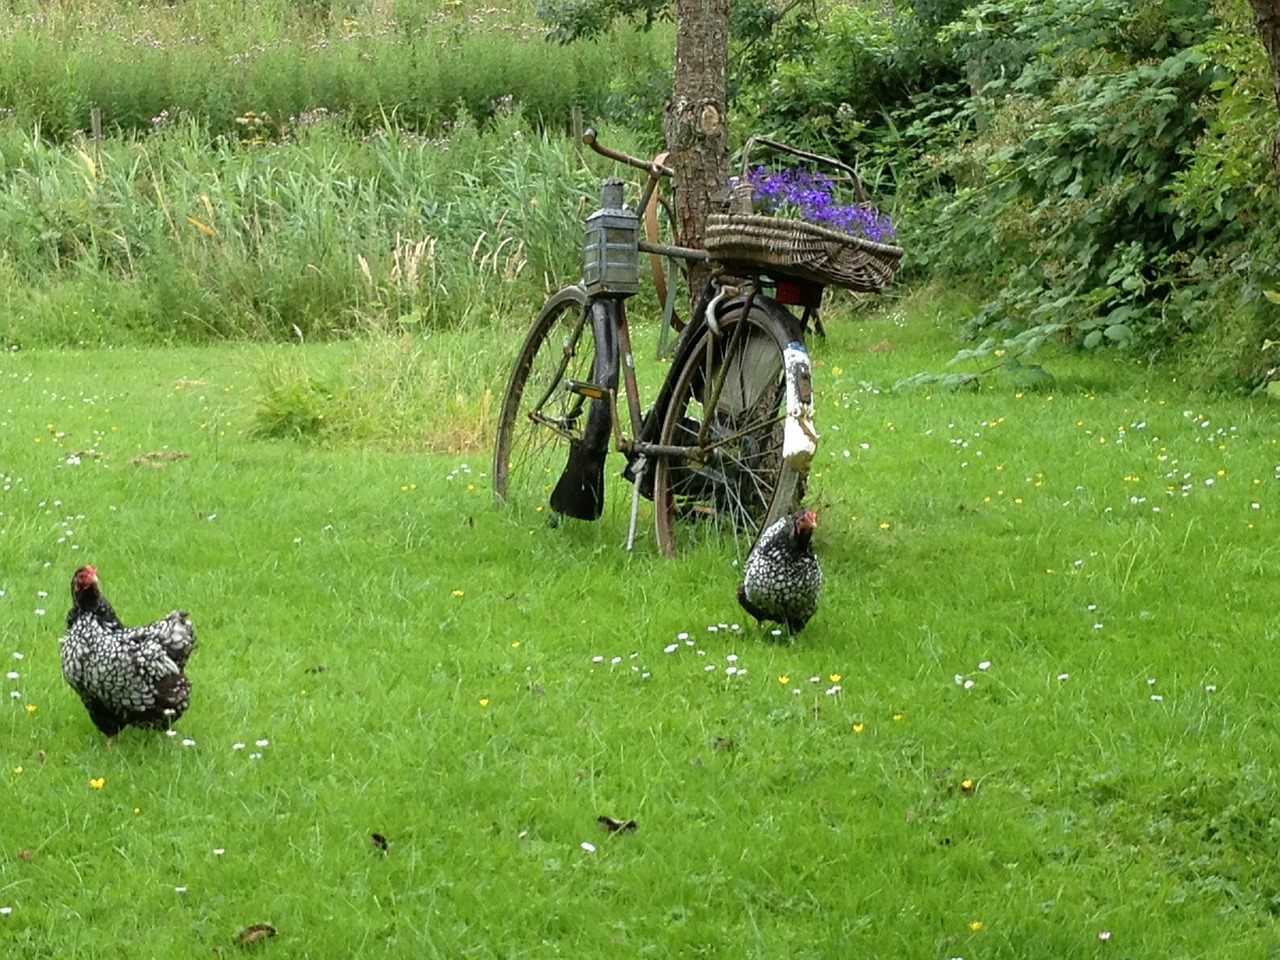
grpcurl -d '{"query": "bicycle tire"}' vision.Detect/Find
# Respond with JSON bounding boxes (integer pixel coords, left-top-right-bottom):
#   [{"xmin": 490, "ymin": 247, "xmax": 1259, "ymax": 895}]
[
  {"xmin": 652, "ymin": 301, "xmax": 808, "ymax": 557},
  {"xmin": 493, "ymin": 286, "xmax": 614, "ymax": 518}
]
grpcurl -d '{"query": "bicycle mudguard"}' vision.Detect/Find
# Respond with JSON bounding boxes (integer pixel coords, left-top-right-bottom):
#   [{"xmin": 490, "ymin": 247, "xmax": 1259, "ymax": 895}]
[
  {"xmin": 781, "ymin": 340, "xmax": 817, "ymax": 472},
  {"xmin": 623, "ymin": 285, "xmax": 808, "ymax": 497},
  {"xmin": 550, "ymin": 299, "xmax": 620, "ymax": 520}
]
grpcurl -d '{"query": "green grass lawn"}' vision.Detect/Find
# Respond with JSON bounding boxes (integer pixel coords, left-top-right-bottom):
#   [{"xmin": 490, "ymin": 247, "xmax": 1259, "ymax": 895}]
[{"xmin": 2, "ymin": 302, "xmax": 1279, "ymax": 958}]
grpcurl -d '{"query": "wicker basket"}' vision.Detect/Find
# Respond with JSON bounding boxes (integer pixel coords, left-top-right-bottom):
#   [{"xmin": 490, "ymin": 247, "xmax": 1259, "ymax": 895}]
[
  {"xmin": 704, "ymin": 136, "xmax": 905, "ymax": 294},
  {"xmin": 705, "ymin": 213, "xmax": 903, "ymax": 293}
]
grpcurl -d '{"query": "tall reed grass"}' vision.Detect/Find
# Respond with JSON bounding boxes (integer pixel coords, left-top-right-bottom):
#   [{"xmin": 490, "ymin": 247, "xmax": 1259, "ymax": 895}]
[
  {"xmin": 0, "ymin": 108, "xmax": 644, "ymax": 345},
  {"xmin": 0, "ymin": 0, "xmax": 679, "ymax": 346},
  {"xmin": 0, "ymin": 0, "xmax": 671, "ymax": 141}
]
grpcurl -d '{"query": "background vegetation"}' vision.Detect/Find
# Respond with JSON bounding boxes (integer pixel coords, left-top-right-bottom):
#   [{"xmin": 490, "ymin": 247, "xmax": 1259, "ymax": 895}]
[
  {"xmin": 0, "ymin": 107, "xmax": 598, "ymax": 345},
  {"xmin": 0, "ymin": 0, "xmax": 1276, "ymax": 388}
]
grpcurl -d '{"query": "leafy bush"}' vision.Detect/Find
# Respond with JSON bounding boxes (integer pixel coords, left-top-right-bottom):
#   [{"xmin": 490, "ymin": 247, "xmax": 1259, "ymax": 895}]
[
  {"xmin": 1168, "ymin": 0, "xmax": 1280, "ymax": 387},
  {"xmin": 730, "ymin": 3, "xmax": 962, "ymax": 164},
  {"xmin": 906, "ymin": 0, "xmax": 1230, "ymax": 359}
]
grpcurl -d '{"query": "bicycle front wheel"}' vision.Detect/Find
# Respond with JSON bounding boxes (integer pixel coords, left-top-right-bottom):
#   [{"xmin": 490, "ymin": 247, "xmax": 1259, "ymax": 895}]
[
  {"xmin": 493, "ymin": 286, "xmax": 599, "ymax": 515},
  {"xmin": 652, "ymin": 301, "xmax": 807, "ymax": 557}
]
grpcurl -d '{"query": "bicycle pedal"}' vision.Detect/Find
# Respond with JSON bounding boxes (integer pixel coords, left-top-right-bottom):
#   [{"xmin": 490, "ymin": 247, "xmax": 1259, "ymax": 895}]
[{"xmin": 565, "ymin": 379, "xmax": 607, "ymax": 400}]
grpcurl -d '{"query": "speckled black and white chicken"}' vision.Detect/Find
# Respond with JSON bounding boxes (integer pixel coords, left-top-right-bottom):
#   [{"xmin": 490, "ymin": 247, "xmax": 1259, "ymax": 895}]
[
  {"xmin": 737, "ymin": 509, "xmax": 823, "ymax": 633},
  {"xmin": 60, "ymin": 565, "xmax": 196, "ymax": 742}
]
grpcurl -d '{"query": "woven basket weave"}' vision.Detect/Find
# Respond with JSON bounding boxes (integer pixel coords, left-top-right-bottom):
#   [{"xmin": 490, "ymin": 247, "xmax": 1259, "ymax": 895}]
[{"xmin": 705, "ymin": 213, "xmax": 904, "ymax": 293}]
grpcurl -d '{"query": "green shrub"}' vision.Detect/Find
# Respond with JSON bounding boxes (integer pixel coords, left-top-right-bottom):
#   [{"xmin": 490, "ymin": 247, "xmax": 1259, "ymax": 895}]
[
  {"xmin": 1168, "ymin": 0, "xmax": 1280, "ymax": 388},
  {"xmin": 902, "ymin": 0, "xmax": 1226, "ymax": 359}
]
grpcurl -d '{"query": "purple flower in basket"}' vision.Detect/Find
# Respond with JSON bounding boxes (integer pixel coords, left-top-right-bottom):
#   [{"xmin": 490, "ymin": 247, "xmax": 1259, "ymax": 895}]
[{"xmin": 747, "ymin": 165, "xmax": 896, "ymax": 244}]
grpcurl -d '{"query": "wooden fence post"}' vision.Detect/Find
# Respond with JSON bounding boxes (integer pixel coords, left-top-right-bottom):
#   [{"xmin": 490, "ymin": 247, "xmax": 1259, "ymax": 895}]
[{"xmin": 90, "ymin": 105, "xmax": 102, "ymax": 168}]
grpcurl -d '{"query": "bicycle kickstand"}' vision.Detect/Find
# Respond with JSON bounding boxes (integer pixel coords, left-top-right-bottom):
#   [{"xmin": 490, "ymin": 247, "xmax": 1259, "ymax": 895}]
[{"xmin": 625, "ymin": 455, "xmax": 648, "ymax": 551}]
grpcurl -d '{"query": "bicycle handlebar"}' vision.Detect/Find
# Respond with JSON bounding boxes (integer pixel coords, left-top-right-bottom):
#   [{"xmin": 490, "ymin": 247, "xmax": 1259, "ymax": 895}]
[{"xmin": 583, "ymin": 127, "xmax": 675, "ymax": 178}]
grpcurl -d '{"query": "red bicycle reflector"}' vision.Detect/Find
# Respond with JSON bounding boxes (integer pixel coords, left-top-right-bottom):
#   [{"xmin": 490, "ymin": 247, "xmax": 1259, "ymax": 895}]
[{"xmin": 774, "ymin": 279, "xmax": 824, "ymax": 308}]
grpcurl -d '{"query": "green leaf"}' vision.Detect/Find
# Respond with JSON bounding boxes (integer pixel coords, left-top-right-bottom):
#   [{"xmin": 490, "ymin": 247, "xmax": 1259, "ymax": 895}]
[
  {"xmin": 892, "ymin": 371, "xmax": 979, "ymax": 391},
  {"xmin": 1083, "ymin": 330, "xmax": 1104, "ymax": 349},
  {"xmin": 1264, "ymin": 290, "xmax": 1280, "ymax": 305}
]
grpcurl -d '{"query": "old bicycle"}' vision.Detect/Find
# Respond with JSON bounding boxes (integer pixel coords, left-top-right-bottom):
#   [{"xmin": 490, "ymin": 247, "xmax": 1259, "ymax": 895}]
[{"xmin": 492, "ymin": 129, "xmax": 902, "ymax": 556}]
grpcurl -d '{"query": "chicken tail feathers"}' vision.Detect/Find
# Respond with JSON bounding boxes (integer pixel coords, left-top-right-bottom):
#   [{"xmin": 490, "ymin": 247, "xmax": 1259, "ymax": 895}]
[
  {"xmin": 736, "ymin": 584, "xmax": 769, "ymax": 625},
  {"xmin": 153, "ymin": 611, "xmax": 196, "ymax": 669}
]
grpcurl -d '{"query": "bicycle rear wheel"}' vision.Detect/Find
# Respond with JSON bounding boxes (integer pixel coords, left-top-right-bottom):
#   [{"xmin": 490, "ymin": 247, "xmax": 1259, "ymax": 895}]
[
  {"xmin": 652, "ymin": 301, "xmax": 807, "ymax": 557},
  {"xmin": 493, "ymin": 286, "xmax": 604, "ymax": 516}
]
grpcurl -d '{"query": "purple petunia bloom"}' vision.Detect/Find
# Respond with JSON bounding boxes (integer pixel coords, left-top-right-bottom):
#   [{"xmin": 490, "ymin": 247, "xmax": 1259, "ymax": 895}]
[{"xmin": 746, "ymin": 165, "xmax": 896, "ymax": 243}]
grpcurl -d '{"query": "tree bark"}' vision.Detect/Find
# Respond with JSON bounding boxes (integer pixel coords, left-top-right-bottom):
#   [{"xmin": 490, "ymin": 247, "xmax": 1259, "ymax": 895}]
[
  {"xmin": 1250, "ymin": 0, "xmax": 1280, "ymax": 185},
  {"xmin": 664, "ymin": 0, "xmax": 731, "ymax": 305}
]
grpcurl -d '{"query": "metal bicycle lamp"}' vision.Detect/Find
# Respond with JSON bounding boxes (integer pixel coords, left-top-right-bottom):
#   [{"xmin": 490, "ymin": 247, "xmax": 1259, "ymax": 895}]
[{"xmin": 583, "ymin": 178, "xmax": 640, "ymax": 298}]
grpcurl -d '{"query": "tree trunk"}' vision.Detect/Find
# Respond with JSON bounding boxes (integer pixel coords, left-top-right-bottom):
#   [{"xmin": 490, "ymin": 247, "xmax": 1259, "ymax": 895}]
[
  {"xmin": 1250, "ymin": 0, "xmax": 1280, "ymax": 185},
  {"xmin": 664, "ymin": 0, "xmax": 731, "ymax": 306}
]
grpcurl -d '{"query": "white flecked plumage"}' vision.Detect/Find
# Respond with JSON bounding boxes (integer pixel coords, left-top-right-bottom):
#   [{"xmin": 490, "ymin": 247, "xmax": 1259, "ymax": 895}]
[
  {"xmin": 737, "ymin": 509, "xmax": 823, "ymax": 632},
  {"xmin": 59, "ymin": 565, "xmax": 196, "ymax": 741}
]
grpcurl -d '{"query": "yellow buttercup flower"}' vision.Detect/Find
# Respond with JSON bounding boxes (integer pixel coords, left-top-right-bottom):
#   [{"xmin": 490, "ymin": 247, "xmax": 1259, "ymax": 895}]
[
  {"xmin": 969, "ymin": 921, "xmax": 983, "ymax": 932},
  {"xmin": 479, "ymin": 698, "xmax": 490, "ymax": 707},
  {"xmin": 853, "ymin": 723, "xmax": 865, "ymax": 734},
  {"xmin": 778, "ymin": 675, "xmax": 790, "ymax": 685},
  {"xmin": 25, "ymin": 704, "xmax": 36, "ymax": 714},
  {"xmin": 829, "ymin": 674, "xmax": 841, "ymax": 683},
  {"xmin": 89, "ymin": 777, "xmax": 105, "ymax": 790}
]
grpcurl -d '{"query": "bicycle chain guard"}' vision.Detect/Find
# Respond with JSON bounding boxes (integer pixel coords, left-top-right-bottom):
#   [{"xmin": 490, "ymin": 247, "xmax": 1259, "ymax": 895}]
[{"xmin": 549, "ymin": 301, "xmax": 619, "ymax": 521}]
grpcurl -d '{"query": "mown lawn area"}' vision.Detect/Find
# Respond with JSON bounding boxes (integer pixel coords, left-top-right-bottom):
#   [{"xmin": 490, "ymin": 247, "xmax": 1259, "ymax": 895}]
[{"xmin": 2, "ymin": 302, "xmax": 1279, "ymax": 958}]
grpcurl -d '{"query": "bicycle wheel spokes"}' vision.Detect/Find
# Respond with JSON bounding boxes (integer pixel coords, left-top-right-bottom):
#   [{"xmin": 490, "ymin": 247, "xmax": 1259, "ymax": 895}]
[
  {"xmin": 654, "ymin": 305, "xmax": 805, "ymax": 556},
  {"xmin": 493, "ymin": 287, "xmax": 596, "ymax": 515}
]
